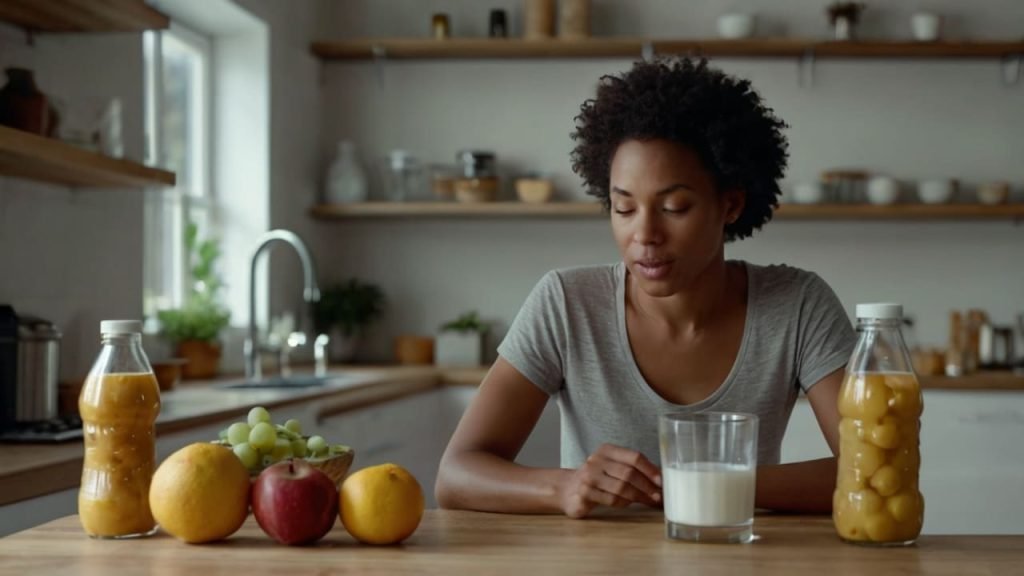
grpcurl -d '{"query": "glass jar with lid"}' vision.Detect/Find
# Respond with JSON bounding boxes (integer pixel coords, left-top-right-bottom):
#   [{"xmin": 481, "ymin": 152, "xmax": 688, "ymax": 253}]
[
  {"xmin": 834, "ymin": 303, "xmax": 924, "ymax": 546},
  {"xmin": 455, "ymin": 150, "xmax": 499, "ymax": 203}
]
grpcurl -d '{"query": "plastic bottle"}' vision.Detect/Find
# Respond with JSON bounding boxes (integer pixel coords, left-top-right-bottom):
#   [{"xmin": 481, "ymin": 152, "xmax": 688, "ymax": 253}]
[
  {"xmin": 78, "ymin": 320, "xmax": 161, "ymax": 538},
  {"xmin": 834, "ymin": 303, "xmax": 924, "ymax": 546}
]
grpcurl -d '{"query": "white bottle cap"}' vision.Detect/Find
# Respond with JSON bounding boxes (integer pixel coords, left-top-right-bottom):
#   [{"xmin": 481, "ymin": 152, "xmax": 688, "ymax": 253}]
[
  {"xmin": 100, "ymin": 320, "xmax": 143, "ymax": 334},
  {"xmin": 855, "ymin": 303, "xmax": 903, "ymax": 320}
]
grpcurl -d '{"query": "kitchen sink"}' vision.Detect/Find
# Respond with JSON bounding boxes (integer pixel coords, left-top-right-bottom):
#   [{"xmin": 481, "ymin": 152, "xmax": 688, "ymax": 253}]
[{"xmin": 215, "ymin": 375, "xmax": 330, "ymax": 389}]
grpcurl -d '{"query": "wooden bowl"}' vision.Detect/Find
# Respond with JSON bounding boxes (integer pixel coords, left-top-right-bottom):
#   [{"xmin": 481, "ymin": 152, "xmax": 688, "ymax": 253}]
[
  {"xmin": 211, "ymin": 441, "xmax": 355, "ymax": 487},
  {"xmin": 516, "ymin": 178, "xmax": 553, "ymax": 203},
  {"xmin": 307, "ymin": 449, "xmax": 355, "ymax": 486}
]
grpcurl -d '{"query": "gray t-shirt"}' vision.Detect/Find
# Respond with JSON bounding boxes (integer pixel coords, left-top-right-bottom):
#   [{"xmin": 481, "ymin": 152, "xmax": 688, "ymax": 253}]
[{"xmin": 497, "ymin": 261, "xmax": 856, "ymax": 468}]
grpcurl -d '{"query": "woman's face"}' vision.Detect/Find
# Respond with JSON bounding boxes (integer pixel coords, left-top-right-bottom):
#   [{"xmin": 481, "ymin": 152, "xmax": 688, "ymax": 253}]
[{"xmin": 609, "ymin": 139, "xmax": 743, "ymax": 298}]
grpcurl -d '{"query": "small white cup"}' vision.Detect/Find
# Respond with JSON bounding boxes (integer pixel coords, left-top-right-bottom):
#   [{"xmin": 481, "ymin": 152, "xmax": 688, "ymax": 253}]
[
  {"xmin": 717, "ymin": 13, "xmax": 756, "ymax": 39},
  {"xmin": 911, "ymin": 12, "xmax": 942, "ymax": 42},
  {"xmin": 867, "ymin": 176, "xmax": 900, "ymax": 205}
]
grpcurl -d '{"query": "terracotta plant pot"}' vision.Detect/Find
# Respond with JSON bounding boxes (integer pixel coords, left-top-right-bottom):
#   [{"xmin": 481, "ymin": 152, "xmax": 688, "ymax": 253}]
[{"xmin": 176, "ymin": 340, "xmax": 221, "ymax": 379}]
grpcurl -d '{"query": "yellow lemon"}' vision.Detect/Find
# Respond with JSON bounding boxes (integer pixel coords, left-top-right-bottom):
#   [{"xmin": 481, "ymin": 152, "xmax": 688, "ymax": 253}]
[
  {"xmin": 149, "ymin": 443, "xmax": 250, "ymax": 543},
  {"xmin": 340, "ymin": 463, "xmax": 424, "ymax": 545}
]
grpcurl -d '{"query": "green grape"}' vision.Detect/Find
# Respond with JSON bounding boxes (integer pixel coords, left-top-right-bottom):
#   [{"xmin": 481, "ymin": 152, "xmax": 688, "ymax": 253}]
[
  {"xmin": 291, "ymin": 439, "xmax": 308, "ymax": 458},
  {"xmin": 226, "ymin": 422, "xmax": 252, "ymax": 446},
  {"xmin": 249, "ymin": 422, "xmax": 277, "ymax": 452},
  {"xmin": 261, "ymin": 454, "xmax": 277, "ymax": 467},
  {"xmin": 275, "ymin": 424, "xmax": 299, "ymax": 441},
  {"xmin": 270, "ymin": 437, "xmax": 293, "ymax": 462},
  {"xmin": 247, "ymin": 406, "xmax": 271, "ymax": 427},
  {"xmin": 307, "ymin": 435, "xmax": 327, "ymax": 455},
  {"xmin": 233, "ymin": 443, "xmax": 260, "ymax": 469},
  {"xmin": 284, "ymin": 419, "xmax": 302, "ymax": 435}
]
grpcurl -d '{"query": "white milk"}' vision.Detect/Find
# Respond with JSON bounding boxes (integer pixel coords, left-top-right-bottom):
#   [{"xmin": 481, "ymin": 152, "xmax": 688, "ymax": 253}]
[{"xmin": 663, "ymin": 462, "xmax": 756, "ymax": 526}]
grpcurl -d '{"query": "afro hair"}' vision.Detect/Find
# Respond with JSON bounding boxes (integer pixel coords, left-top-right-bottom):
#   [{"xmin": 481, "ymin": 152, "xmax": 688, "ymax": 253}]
[{"xmin": 571, "ymin": 57, "xmax": 789, "ymax": 242}]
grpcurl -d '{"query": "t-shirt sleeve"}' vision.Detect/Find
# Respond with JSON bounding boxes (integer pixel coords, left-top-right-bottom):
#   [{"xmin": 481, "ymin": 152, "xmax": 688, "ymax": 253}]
[
  {"xmin": 796, "ymin": 272, "xmax": 857, "ymax": 393},
  {"xmin": 496, "ymin": 271, "xmax": 568, "ymax": 396}
]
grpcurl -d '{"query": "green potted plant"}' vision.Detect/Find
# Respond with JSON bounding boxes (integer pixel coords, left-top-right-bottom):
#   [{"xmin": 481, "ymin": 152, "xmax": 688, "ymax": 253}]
[
  {"xmin": 436, "ymin": 310, "xmax": 489, "ymax": 367},
  {"xmin": 157, "ymin": 222, "xmax": 231, "ymax": 379},
  {"xmin": 310, "ymin": 278, "xmax": 385, "ymax": 362}
]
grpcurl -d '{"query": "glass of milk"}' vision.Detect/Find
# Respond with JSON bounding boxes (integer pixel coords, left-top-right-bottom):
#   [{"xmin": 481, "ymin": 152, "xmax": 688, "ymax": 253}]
[{"xmin": 658, "ymin": 412, "xmax": 759, "ymax": 544}]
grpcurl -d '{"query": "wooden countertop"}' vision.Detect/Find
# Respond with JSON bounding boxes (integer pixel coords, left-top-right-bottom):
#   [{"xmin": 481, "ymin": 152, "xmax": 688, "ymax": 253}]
[
  {"xmin": 1, "ymin": 511, "xmax": 1021, "ymax": 574},
  {"xmin": 0, "ymin": 366, "xmax": 473, "ymax": 507},
  {"xmin": 1, "ymin": 365, "xmax": 1021, "ymax": 507}
]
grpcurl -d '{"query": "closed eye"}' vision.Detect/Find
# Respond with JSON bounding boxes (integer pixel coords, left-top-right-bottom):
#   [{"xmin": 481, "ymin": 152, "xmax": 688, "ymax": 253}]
[{"xmin": 662, "ymin": 206, "xmax": 691, "ymax": 214}]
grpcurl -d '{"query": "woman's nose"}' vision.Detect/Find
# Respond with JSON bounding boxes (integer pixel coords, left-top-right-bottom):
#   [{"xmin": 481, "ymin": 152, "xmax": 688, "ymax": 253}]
[{"xmin": 632, "ymin": 210, "xmax": 664, "ymax": 246}]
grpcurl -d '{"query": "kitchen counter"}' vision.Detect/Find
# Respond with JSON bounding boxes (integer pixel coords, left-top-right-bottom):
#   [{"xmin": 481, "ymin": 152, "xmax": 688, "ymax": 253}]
[
  {"xmin": 0, "ymin": 366, "xmax": 481, "ymax": 507},
  {"xmin": 0, "ymin": 511, "xmax": 1021, "ymax": 575},
  {"xmin": 2, "ymin": 365, "xmax": 1021, "ymax": 507}
]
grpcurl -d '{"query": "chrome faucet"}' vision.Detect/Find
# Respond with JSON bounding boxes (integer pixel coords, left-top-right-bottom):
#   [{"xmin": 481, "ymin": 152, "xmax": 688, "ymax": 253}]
[{"xmin": 245, "ymin": 230, "xmax": 321, "ymax": 380}]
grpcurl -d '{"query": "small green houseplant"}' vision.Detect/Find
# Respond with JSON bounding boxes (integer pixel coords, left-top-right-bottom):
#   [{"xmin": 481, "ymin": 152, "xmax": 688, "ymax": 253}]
[
  {"xmin": 436, "ymin": 310, "xmax": 489, "ymax": 367},
  {"xmin": 310, "ymin": 278, "xmax": 385, "ymax": 362},
  {"xmin": 157, "ymin": 222, "xmax": 231, "ymax": 378}
]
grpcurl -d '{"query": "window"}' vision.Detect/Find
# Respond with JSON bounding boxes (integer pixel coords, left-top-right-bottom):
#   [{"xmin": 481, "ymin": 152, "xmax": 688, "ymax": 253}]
[{"xmin": 143, "ymin": 22, "xmax": 215, "ymax": 321}]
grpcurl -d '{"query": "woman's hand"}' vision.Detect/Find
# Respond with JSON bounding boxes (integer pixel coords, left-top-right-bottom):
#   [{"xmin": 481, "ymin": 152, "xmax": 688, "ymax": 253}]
[{"xmin": 559, "ymin": 444, "xmax": 663, "ymax": 518}]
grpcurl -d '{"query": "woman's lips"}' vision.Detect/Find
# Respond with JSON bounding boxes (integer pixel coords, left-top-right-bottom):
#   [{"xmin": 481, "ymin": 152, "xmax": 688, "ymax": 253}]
[{"xmin": 635, "ymin": 259, "xmax": 673, "ymax": 280}]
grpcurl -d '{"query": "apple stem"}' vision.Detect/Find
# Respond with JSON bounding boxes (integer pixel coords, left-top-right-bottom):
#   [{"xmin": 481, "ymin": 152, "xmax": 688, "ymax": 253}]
[{"xmin": 288, "ymin": 460, "xmax": 295, "ymax": 475}]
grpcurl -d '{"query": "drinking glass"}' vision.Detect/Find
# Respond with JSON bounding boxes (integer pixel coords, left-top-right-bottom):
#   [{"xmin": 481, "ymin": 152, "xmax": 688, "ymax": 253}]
[{"xmin": 659, "ymin": 412, "xmax": 759, "ymax": 544}]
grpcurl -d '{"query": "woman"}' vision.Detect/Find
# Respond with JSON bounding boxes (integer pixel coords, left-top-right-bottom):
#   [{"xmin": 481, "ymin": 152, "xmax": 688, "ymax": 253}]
[{"xmin": 436, "ymin": 58, "xmax": 855, "ymax": 518}]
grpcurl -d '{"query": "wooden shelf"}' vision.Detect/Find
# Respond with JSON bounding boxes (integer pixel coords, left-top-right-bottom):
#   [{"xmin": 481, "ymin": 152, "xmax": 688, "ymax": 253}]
[
  {"xmin": 310, "ymin": 201, "xmax": 1024, "ymax": 221},
  {"xmin": 312, "ymin": 38, "xmax": 1024, "ymax": 61},
  {"xmin": 311, "ymin": 201, "xmax": 603, "ymax": 219},
  {"xmin": 0, "ymin": 0, "xmax": 169, "ymax": 33},
  {"xmin": 919, "ymin": 371, "xmax": 1024, "ymax": 391},
  {"xmin": 775, "ymin": 203, "xmax": 1024, "ymax": 220},
  {"xmin": 0, "ymin": 125, "xmax": 175, "ymax": 188}
]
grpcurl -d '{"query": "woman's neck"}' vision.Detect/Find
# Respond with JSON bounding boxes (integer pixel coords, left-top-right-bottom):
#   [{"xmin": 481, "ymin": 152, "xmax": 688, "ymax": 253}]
[{"xmin": 627, "ymin": 255, "xmax": 740, "ymax": 337}]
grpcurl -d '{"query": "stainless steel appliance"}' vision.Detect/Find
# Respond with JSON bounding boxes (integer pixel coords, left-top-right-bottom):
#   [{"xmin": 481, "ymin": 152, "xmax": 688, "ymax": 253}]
[{"xmin": 0, "ymin": 305, "xmax": 79, "ymax": 442}]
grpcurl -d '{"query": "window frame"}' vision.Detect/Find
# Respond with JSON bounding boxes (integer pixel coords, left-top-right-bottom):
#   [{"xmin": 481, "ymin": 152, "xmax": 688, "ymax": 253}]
[{"xmin": 143, "ymin": 20, "xmax": 217, "ymax": 319}]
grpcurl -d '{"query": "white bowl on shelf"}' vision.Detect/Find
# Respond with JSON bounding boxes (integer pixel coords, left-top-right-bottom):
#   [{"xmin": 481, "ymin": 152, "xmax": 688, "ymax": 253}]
[
  {"xmin": 866, "ymin": 176, "xmax": 900, "ymax": 205},
  {"xmin": 717, "ymin": 13, "xmax": 756, "ymax": 39},
  {"xmin": 791, "ymin": 182, "xmax": 824, "ymax": 204},
  {"xmin": 917, "ymin": 179, "xmax": 956, "ymax": 204}
]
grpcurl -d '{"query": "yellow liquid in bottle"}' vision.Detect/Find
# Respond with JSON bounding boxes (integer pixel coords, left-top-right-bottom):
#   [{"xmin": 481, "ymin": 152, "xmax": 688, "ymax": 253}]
[
  {"xmin": 834, "ymin": 372, "xmax": 924, "ymax": 544},
  {"xmin": 78, "ymin": 372, "xmax": 161, "ymax": 538}
]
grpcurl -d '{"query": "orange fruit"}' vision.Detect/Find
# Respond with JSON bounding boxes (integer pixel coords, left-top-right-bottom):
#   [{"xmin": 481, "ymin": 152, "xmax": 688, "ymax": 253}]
[
  {"xmin": 340, "ymin": 463, "xmax": 424, "ymax": 545},
  {"xmin": 149, "ymin": 443, "xmax": 251, "ymax": 543}
]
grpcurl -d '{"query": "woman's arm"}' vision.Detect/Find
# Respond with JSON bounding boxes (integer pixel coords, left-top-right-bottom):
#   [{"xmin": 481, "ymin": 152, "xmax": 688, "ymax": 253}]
[
  {"xmin": 436, "ymin": 357, "xmax": 662, "ymax": 517},
  {"xmin": 755, "ymin": 366, "xmax": 843, "ymax": 513}
]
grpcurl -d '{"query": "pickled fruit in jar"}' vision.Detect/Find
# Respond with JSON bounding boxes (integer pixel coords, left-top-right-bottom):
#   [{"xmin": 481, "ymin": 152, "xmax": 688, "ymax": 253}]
[{"xmin": 834, "ymin": 372, "xmax": 923, "ymax": 545}]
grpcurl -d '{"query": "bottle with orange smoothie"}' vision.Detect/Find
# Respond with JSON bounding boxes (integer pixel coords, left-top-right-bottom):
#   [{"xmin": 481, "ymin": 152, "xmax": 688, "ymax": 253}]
[
  {"xmin": 78, "ymin": 320, "xmax": 161, "ymax": 538},
  {"xmin": 834, "ymin": 303, "xmax": 924, "ymax": 545}
]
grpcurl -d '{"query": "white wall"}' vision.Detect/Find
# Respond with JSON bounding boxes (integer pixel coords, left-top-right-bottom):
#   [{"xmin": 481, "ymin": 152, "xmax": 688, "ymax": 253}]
[
  {"xmin": 312, "ymin": 0, "xmax": 1024, "ymax": 362},
  {"xmin": 0, "ymin": 25, "xmax": 146, "ymax": 378},
  {"xmin": 226, "ymin": 0, "xmax": 331, "ymax": 345}
]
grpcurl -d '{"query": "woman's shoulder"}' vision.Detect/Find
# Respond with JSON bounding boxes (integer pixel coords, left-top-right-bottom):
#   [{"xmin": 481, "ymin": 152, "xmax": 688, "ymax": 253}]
[
  {"xmin": 743, "ymin": 261, "xmax": 838, "ymax": 302},
  {"xmin": 539, "ymin": 262, "xmax": 621, "ymax": 296}
]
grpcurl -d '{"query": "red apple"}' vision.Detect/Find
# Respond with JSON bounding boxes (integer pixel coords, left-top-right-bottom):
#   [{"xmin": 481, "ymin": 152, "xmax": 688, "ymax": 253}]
[{"xmin": 252, "ymin": 459, "xmax": 338, "ymax": 545}]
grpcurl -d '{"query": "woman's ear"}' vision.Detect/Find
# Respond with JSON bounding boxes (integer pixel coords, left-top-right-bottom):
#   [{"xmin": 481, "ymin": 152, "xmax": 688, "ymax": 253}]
[{"xmin": 723, "ymin": 189, "xmax": 746, "ymax": 225}]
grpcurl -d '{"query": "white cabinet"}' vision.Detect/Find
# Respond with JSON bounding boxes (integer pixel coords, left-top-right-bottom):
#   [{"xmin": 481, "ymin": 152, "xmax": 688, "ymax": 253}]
[
  {"xmin": 317, "ymin": 391, "xmax": 443, "ymax": 506},
  {"xmin": 441, "ymin": 386, "xmax": 560, "ymax": 469},
  {"xmin": 319, "ymin": 387, "xmax": 560, "ymax": 509},
  {"xmin": 782, "ymin": 390, "xmax": 1024, "ymax": 535}
]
